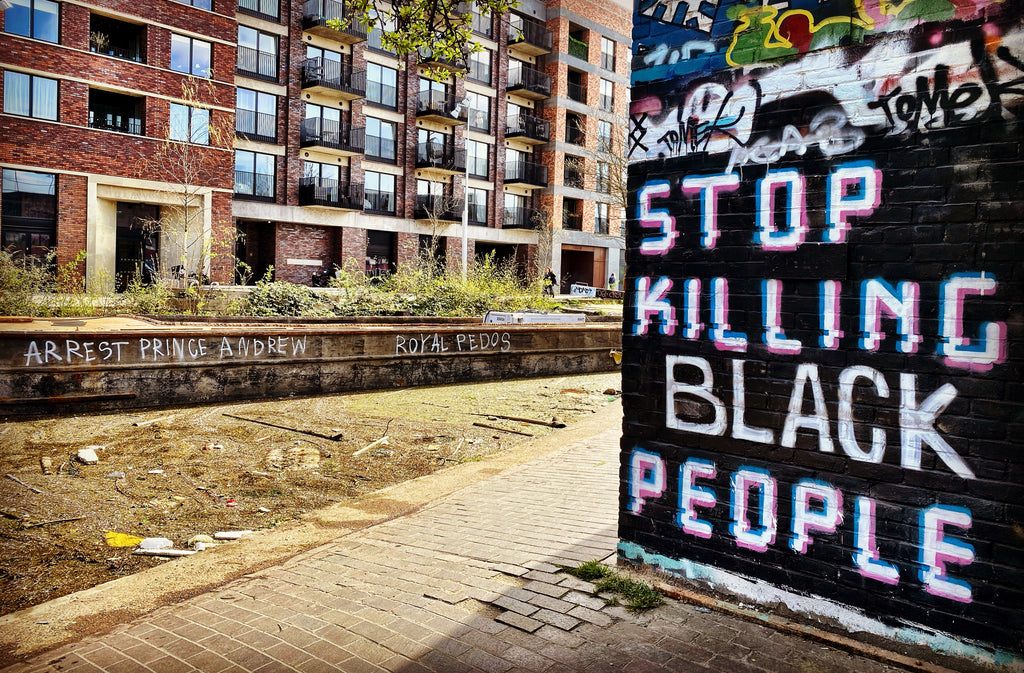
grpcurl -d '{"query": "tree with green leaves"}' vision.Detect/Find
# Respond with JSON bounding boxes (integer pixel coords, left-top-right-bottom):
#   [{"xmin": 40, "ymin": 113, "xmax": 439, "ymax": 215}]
[{"xmin": 328, "ymin": 0, "xmax": 518, "ymax": 70}]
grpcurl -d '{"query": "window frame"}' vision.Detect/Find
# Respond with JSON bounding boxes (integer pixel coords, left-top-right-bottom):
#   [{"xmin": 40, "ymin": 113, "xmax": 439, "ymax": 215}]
[
  {"xmin": 234, "ymin": 149, "xmax": 276, "ymax": 200},
  {"xmin": 466, "ymin": 139, "xmax": 489, "ymax": 179},
  {"xmin": 467, "ymin": 49, "xmax": 492, "ymax": 86},
  {"xmin": 235, "ymin": 87, "xmax": 277, "ymax": 142},
  {"xmin": 365, "ymin": 116, "xmax": 397, "ymax": 162},
  {"xmin": 364, "ymin": 170, "xmax": 396, "ymax": 214},
  {"xmin": 1, "ymin": 168, "xmax": 58, "ymax": 257},
  {"xmin": 237, "ymin": 25, "xmax": 279, "ymax": 81},
  {"xmin": 170, "ymin": 102, "xmax": 210, "ymax": 145},
  {"xmin": 600, "ymin": 36, "xmax": 615, "ymax": 72},
  {"xmin": 366, "ymin": 62, "xmax": 398, "ymax": 109},
  {"xmin": 465, "ymin": 91, "xmax": 491, "ymax": 133},
  {"xmin": 3, "ymin": 0, "xmax": 59, "ymax": 43},
  {"xmin": 599, "ymin": 78, "xmax": 614, "ymax": 112},
  {"xmin": 170, "ymin": 33, "xmax": 212, "ymax": 76},
  {"xmin": 3, "ymin": 71, "xmax": 58, "ymax": 121}
]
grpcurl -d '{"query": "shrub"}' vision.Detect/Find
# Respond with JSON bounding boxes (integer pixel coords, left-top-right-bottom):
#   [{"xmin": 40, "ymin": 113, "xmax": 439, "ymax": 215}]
[
  {"xmin": 0, "ymin": 250, "xmax": 51, "ymax": 316},
  {"xmin": 241, "ymin": 270, "xmax": 329, "ymax": 317}
]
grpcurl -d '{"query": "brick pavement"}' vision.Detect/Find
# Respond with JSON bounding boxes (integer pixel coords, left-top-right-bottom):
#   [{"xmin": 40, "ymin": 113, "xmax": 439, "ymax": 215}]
[{"xmin": 1, "ymin": 412, "xmax": 912, "ymax": 673}]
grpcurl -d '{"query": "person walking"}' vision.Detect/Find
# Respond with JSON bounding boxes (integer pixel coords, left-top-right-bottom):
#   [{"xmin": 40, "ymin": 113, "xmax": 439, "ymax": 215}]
[
  {"xmin": 608, "ymin": 272, "xmax": 617, "ymax": 290},
  {"xmin": 543, "ymin": 267, "xmax": 557, "ymax": 296}
]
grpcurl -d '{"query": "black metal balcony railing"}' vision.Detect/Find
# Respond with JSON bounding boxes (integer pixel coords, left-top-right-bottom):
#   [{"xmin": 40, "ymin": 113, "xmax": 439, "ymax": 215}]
[
  {"xmin": 507, "ymin": 65, "xmax": 551, "ymax": 98},
  {"xmin": 567, "ymin": 81, "xmax": 586, "ymax": 103},
  {"xmin": 89, "ymin": 114, "xmax": 143, "ymax": 135},
  {"xmin": 418, "ymin": 49, "xmax": 468, "ymax": 71},
  {"xmin": 363, "ymin": 188, "xmax": 395, "ymax": 214},
  {"xmin": 563, "ymin": 210, "xmax": 583, "ymax": 230},
  {"xmin": 238, "ymin": 0, "xmax": 279, "ymax": 22},
  {"xmin": 91, "ymin": 43, "xmax": 144, "ymax": 62},
  {"xmin": 505, "ymin": 114, "xmax": 549, "ymax": 142},
  {"xmin": 300, "ymin": 118, "xmax": 366, "ymax": 154},
  {"xmin": 236, "ymin": 45, "xmax": 278, "ymax": 82},
  {"xmin": 504, "ymin": 160, "xmax": 548, "ymax": 187},
  {"xmin": 414, "ymin": 194, "xmax": 464, "ymax": 221},
  {"xmin": 416, "ymin": 91, "xmax": 468, "ymax": 122},
  {"xmin": 566, "ymin": 123, "xmax": 586, "ymax": 145},
  {"xmin": 365, "ymin": 135, "xmax": 397, "ymax": 162},
  {"xmin": 366, "ymin": 81, "xmax": 397, "ymax": 109},
  {"xmin": 508, "ymin": 15, "xmax": 552, "ymax": 52},
  {"xmin": 416, "ymin": 143, "xmax": 467, "ymax": 172},
  {"xmin": 503, "ymin": 206, "xmax": 542, "ymax": 229},
  {"xmin": 235, "ymin": 109, "xmax": 276, "ymax": 143},
  {"xmin": 303, "ymin": 0, "xmax": 368, "ymax": 40},
  {"xmin": 234, "ymin": 170, "xmax": 275, "ymax": 202},
  {"xmin": 299, "ymin": 178, "xmax": 363, "ymax": 209},
  {"xmin": 301, "ymin": 57, "xmax": 366, "ymax": 97},
  {"xmin": 467, "ymin": 200, "xmax": 487, "ymax": 224}
]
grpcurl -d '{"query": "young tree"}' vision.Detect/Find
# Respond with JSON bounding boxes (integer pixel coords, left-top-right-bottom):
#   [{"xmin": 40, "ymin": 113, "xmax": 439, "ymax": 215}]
[{"xmin": 134, "ymin": 76, "xmax": 233, "ymax": 291}]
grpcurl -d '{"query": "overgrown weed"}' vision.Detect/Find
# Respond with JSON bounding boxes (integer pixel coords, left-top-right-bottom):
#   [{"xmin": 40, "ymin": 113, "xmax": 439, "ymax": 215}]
[{"xmin": 560, "ymin": 560, "xmax": 664, "ymax": 613}]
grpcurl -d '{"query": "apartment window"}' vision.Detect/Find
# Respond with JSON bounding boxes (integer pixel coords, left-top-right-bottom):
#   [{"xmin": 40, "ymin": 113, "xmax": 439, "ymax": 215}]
[
  {"xmin": 466, "ymin": 140, "xmax": 489, "ymax": 179},
  {"xmin": 238, "ymin": 0, "xmax": 279, "ymax": 21},
  {"xmin": 366, "ymin": 63, "xmax": 398, "ymax": 109},
  {"xmin": 467, "ymin": 49, "xmax": 491, "ymax": 85},
  {"xmin": 466, "ymin": 187, "xmax": 487, "ymax": 224},
  {"xmin": 170, "ymin": 34, "xmax": 211, "ymax": 76},
  {"xmin": 366, "ymin": 8, "xmax": 397, "ymax": 53},
  {"xmin": 170, "ymin": 103, "xmax": 210, "ymax": 144},
  {"xmin": 567, "ymin": 69, "xmax": 585, "ymax": 103},
  {"xmin": 234, "ymin": 150, "xmax": 275, "ymax": 200},
  {"xmin": 565, "ymin": 112, "xmax": 585, "ymax": 145},
  {"xmin": 366, "ymin": 230, "xmax": 396, "ymax": 277},
  {"xmin": 600, "ymin": 37, "xmax": 615, "ymax": 71},
  {"xmin": 236, "ymin": 88, "xmax": 276, "ymax": 143},
  {"xmin": 568, "ymin": 27, "xmax": 588, "ymax": 60},
  {"xmin": 365, "ymin": 117, "xmax": 397, "ymax": 162},
  {"xmin": 364, "ymin": 171, "xmax": 396, "ymax": 214},
  {"xmin": 465, "ymin": 91, "xmax": 490, "ymax": 132},
  {"xmin": 1, "ymin": 169, "xmax": 57, "ymax": 257},
  {"xmin": 599, "ymin": 79, "xmax": 614, "ymax": 112},
  {"xmin": 596, "ymin": 162, "xmax": 610, "ymax": 193},
  {"xmin": 563, "ymin": 196, "xmax": 582, "ymax": 230},
  {"xmin": 3, "ymin": 71, "xmax": 57, "ymax": 120},
  {"xmin": 306, "ymin": 45, "xmax": 342, "ymax": 69},
  {"xmin": 564, "ymin": 157, "xmax": 584, "ymax": 189},
  {"xmin": 186, "ymin": 0, "xmax": 212, "ymax": 8},
  {"xmin": 470, "ymin": 1, "xmax": 492, "ymax": 37},
  {"xmin": 4, "ymin": 0, "xmax": 58, "ymax": 43},
  {"xmin": 237, "ymin": 26, "xmax": 278, "ymax": 81},
  {"xmin": 89, "ymin": 14, "xmax": 145, "ymax": 62},
  {"xmin": 597, "ymin": 120, "xmax": 613, "ymax": 151},
  {"xmin": 595, "ymin": 202, "xmax": 609, "ymax": 234}
]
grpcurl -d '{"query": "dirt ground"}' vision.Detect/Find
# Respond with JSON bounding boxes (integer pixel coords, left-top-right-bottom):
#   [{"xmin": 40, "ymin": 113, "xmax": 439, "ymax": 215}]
[{"xmin": 0, "ymin": 372, "xmax": 621, "ymax": 617}]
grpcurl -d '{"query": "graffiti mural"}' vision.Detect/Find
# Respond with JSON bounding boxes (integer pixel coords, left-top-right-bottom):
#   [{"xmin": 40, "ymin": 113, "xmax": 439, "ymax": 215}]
[{"xmin": 623, "ymin": 0, "xmax": 1024, "ymax": 662}]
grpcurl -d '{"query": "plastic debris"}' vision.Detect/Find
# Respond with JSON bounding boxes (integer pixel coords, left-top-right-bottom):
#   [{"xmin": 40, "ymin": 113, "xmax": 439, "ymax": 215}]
[
  {"xmin": 76, "ymin": 449, "xmax": 99, "ymax": 465},
  {"xmin": 214, "ymin": 530, "xmax": 253, "ymax": 540},
  {"xmin": 105, "ymin": 531, "xmax": 145, "ymax": 547},
  {"xmin": 139, "ymin": 537, "xmax": 174, "ymax": 550}
]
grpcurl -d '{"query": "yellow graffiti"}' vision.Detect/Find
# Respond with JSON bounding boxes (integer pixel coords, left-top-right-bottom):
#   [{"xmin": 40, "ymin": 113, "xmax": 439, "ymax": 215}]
[{"xmin": 726, "ymin": 4, "xmax": 874, "ymax": 66}]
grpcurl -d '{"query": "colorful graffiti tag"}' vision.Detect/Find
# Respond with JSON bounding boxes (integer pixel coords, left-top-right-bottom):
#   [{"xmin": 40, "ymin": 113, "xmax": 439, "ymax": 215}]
[{"xmin": 624, "ymin": 0, "xmax": 1024, "ymax": 661}]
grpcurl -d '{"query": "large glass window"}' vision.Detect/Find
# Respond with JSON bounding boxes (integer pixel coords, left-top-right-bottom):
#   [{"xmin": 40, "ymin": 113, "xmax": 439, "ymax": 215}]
[
  {"xmin": 596, "ymin": 161, "xmax": 610, "ymax": 193},
  {"xmin": 234, "ymin": 150, "xmax": 275, "ymax": 200},
  {"xmin": 366, "ymin": 63, "xmax": 398, "ymax": 109},
  {"xmin": 467, "ymin": 49, "xmax": 491, "ymax": 85},
  {"xmin": 364, "ymin": 171, "xmax": 395, "ymax": 213},
  {"xmin": 470, "ymin": 1, "xmax": 492, "ymax": 37},
  {"xmin": 3, "ymin": 71, "xmax": 57, "ymax": 120},
  {"xmin": 4, "ymin": 0, "xmax": 58, "ymax": 43},
  {"xmin": 1, "ymin": 168, "xmax": 57, "ymax": 257},
  {"xmin": 237, "ymin": 26, "xmax": 278, "ymax": 80},
  {"xmin": 597, "ymin": 119, "xmax": 613, "ymax": 151},
  {"xmin": 170, "ymin": 103, "xmax": 210, "ymax": 144},
  {"xmin": 465, "ymin": 91, "xmax": 490, "ymax": 133},
  {"xmin": 600, "ymin": 36, "xmax": 615, "ymax": 71},
  {"xmin": 236, "ymin": 88, "xmax": 276, "ymax": 142},
  {"xmin": 599, "ymin": 78, "xmax": 614, "ymax": 112},
  {"xmin": 365, "ymin": 117, "xmax": 397, "ymax": 162},
  {"xmin": 466, "ymin": 187, "xmax": 487, "ymax": 224},
  {"xmin": 170, "ymin": 34, "xmax": 211, "ymax": 76},
  {"xmin": 466, "ymin": 139, "xmax": 489, "ymax": 179},
  {"xmin": 595, "ymin": 202, "xmax": 609, "ymax": 234}
]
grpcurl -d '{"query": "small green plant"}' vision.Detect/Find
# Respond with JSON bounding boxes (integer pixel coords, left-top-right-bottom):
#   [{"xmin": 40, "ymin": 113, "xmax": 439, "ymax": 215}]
[
  {"xmin": 241, "ymin": 268, "xmax": 330, "ymax": 317},
  {"xmin": 560, "ymin": 560, "xmax": 664, "ymax": 613},
  {"xmin": 0, "ymin": 249, "xmax": 51, "ymax": 316}
]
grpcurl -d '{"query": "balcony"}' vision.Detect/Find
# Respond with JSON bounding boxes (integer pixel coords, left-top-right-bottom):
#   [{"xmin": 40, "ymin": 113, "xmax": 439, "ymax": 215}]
[
  {"xmin": 416, "ymin": 143, "xmax": 466, "ymax": 174},
  {"xmin": 89, "ymin": 15, "xmax": 145, "ymax": 63},
  {"xmin": 507, "ymin": 65, "xmax": 551, "ymax": 100},
  {"xmin": 505, "ymin": 114, "xmax": 549, "ymax": 144},
  {"xmin": 299, "ymin": 178, "xmax": 363, "ymax": 210},
  {"xmin": 238, "ymin": 0, "xmax": 280, "ymax": 22},
  {"xmin": 508, "ymin": 15, "xmax": 552, "ymax": 56},
  {"xmin": 236, "ymin": 45, "xmax": 277, "ymax": 83},
  {"xmin": 566, "ymin": 119, "xmax": 586, "ymax": 145},
  {"xmin": 416, "ymin": 91, "xmax": 468, "ymax": 125},
  {"xmin": 300, "ymin": 118, "xmax": 365, "ymax": 156},
  {"xmin": 414, "ymin": 194, "xmax": 464, "ymax": 222},
  {"xmin": 567, "ymin": 81, "xmax": 587, "ymax": 104},
  {"xmin": 303, "ymin": 0, "xmax": 367, "ymax": 43},
  {"xmin": 503, "ymin": 206, "xmax": 543, "ymax": 229},
  {"xmin": 568, "ymin": 35, "xmax": 588, "ymax": 60},
  {"xmin": 235, "ymin": 109, "xmax": 276, "ymax": 143},
  {"xmin": 301, "ymin": 58, "xmax": 366, "ymax": 100},
  {"xmin": 564, "ymin": 162, "xmax": 585, "ymax": 189},
  {"xmin": 563, "ymin": 210, "xmax": 583, "ymax": 231},
  {"xmin": 504, "ymin": 160, "xmax": 548, "ymax": 188},
  {"xmin": 88, "ymin": 90, "xmax": 144, "ymax": 136}
]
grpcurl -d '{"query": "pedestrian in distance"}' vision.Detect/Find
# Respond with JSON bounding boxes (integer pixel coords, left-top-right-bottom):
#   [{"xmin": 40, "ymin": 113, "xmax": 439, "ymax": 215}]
[{"xmin": 543, "ymin": 267, "xmax": 557, "ymax": 296}]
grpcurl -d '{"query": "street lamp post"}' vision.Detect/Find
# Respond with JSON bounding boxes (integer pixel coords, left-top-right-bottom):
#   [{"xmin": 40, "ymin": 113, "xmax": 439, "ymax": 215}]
[{"xmin": 457, "ymin": 97, "xmax": 471, "ymax": 281}]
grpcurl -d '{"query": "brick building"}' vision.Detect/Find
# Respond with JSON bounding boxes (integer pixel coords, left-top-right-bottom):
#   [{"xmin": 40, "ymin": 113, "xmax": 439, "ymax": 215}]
[{"xmin": 0, "ymin": 0, "xmax": 631, "ymax": 291}]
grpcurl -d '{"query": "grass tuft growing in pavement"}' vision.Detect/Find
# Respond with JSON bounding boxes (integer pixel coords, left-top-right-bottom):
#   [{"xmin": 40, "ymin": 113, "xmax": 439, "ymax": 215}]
[{"xmin": 560, "ymin": 561, "xmax": 664, "ymax": 613}]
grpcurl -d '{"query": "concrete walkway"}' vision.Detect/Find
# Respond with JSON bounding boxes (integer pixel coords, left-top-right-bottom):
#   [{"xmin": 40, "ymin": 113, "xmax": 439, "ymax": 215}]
[{"xmin": 1, "ymin": 405, "xmax": 911, "ymax": 673}]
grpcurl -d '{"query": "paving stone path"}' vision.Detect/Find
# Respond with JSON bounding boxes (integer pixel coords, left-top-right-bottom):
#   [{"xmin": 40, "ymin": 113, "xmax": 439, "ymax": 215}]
[{"xmin": 3, "ymin": 420, "xmax": 912, "ymax": 673}]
